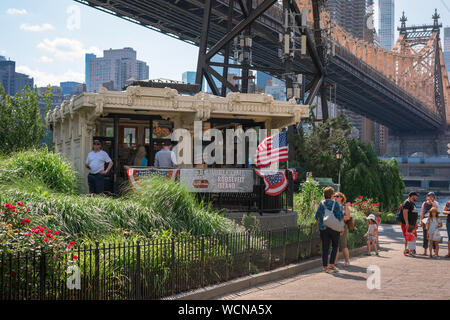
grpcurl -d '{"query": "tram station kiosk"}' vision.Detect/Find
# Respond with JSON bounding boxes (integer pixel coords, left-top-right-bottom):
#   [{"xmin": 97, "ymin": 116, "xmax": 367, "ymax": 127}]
[{"xmin": 46, "ymin": 83, "xmax": 309, "ymax": 229}]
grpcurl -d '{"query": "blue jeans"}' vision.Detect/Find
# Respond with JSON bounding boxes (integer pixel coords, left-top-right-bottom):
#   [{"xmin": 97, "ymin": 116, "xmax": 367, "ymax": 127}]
[
  {"xmin": 88, "ymin": 173, "xmax": 105, "ymax": 194},
  {"xmin": 320, "ymin": 228, "xmax": 340, "ymax": 267}
]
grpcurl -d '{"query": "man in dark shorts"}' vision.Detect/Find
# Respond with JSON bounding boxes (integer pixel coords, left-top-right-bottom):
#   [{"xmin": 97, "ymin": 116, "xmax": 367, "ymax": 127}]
[{"xmin": 401, "ymin": 192, "xmax": 419, "ymax": 256}]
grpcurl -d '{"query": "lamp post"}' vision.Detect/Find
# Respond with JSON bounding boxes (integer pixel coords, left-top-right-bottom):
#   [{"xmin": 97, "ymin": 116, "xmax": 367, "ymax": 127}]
[{"xmin": 336, "ymin": 149, "xmax": 343, "ymax": 192}]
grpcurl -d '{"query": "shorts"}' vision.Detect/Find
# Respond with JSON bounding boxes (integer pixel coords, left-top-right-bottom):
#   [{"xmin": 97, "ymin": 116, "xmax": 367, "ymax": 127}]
[
  {"xmin": 401, "ymin": 224, "xmax": 407, "ymax": 238},
  {"xmin": 339, "ymin": 224, "xmax": 348, "ymax": 249},
  {"xmin": 367, "ymin": 235, "xmax": 377, "ymax": 242},
  {"xmin": 401, "ymin": 223, "xmax": 416, "ymax": 240}
]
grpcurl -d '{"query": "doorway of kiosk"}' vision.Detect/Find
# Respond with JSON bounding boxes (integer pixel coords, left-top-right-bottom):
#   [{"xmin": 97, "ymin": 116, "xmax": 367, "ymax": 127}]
[
  {"xmin": 92, "ymin": 136, "xmax": 114, "ymax": 193},
  {"xmin": 95, "ymin": 114, "xmax": 174, "ymax": 194}
]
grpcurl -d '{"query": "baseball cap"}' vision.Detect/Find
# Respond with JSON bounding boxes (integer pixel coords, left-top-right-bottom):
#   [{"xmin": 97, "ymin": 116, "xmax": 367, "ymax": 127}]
[
  {"xmin": 426, "ymin": 192, "xmax": 436, "ymax": 198},
  {"xmin": 408, "ymin": 191, "xmax": 418, "ymax": 197},
  {"xmin": 163, "ymin": 140, "xmax": 172, "ymax": 146}
]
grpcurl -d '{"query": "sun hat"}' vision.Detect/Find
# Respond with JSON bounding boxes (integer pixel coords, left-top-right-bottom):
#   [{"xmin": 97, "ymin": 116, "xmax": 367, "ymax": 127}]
[{"xmin": 366, "ymin": 214, "xmax": 376, "ymax": 222}]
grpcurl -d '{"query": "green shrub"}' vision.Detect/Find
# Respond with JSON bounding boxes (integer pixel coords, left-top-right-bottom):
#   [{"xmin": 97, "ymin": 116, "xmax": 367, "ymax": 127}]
[
  {"xmin": 295, "ymin": 175, "xmax": 324, "ymax": 226},
  {"xmin": 0, "ymin": 148, "xmax": 79, "ymax": 193},
  {"xmin": 127, "ymin": 176, "xmax": 242, "ymax": 235}
]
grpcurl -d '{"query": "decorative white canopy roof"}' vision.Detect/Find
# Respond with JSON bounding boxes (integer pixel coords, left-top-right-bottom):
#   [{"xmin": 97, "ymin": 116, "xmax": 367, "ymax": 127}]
[{"xmin": 46, "ymin": 86, "xmax": 309, "ymax": 129}]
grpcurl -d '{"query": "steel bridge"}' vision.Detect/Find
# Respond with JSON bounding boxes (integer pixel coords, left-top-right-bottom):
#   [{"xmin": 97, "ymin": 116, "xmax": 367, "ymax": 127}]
[{"xmin": 74, "ymin": 0, "xmax": 450, "ymax": 133}]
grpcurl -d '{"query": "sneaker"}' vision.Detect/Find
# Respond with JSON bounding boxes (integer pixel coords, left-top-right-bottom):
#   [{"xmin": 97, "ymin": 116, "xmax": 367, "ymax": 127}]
[{"xmin": 375, "ymin": 252, "xmax": 379, "ymax": 256}]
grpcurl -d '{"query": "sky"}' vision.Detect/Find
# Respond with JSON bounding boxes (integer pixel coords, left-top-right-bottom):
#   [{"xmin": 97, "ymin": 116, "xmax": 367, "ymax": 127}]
[{"xmin": 1, "ymin": 0, "xmax": 449, "ymax": 87}]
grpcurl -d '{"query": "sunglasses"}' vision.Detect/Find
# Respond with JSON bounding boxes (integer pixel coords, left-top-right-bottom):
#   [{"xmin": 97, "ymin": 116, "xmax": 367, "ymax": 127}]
[
  {"xmin": 94, "ymin": 142, "xmax": 101, "ymax": 145},
  {"xmin": 334, "ymin": 195, "xmax": 342, "ymax": 198}
]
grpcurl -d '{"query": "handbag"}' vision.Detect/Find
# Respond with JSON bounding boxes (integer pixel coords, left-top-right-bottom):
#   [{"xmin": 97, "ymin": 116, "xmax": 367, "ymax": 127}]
[
  {"xmin": 322, "ymin": 200, "xmax": 344, "ymax": 232},
  {"xmin": 346, "ymin": 217, "xmax": 355, "ymax": 230}
]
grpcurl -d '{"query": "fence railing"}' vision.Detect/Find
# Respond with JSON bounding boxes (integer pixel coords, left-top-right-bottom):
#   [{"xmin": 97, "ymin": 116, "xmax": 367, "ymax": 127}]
[{"xmin": 0, "ymin": 225, "xmax": 330, "ymax": 300}]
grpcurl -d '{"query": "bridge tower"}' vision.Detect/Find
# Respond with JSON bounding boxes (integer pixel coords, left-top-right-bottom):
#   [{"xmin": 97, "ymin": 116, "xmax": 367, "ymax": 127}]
[{"xmin": 386, "ymin": 10, "xmax": 450, "ymax": 158}]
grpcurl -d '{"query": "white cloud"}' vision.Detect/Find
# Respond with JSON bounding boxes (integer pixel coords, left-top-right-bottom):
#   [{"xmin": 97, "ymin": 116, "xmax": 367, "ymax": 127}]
[
  {"xmin": 38, "ymin": 56, "xmax": 53, "ymax": 63},
  {"xmin": 16, "ymin": 65, "xmax": 84, "ymax": 87},
  {"xmin": 20, "ymin": 23, "xmax": 54, "ymax": 32},
  {"xmin": 37, "ymin": 38, "xmax": 101, "ymax": 61},
  {"xmin": 6, "ymin": 8, "xmax": 27, "ymax": 15}
]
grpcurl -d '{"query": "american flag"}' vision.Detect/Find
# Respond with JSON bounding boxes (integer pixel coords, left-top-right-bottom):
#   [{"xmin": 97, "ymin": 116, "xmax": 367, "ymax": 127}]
[
  {"xmin": 254, "ymin": 131, "xmax": 289, "ymax": 168},
  {"xmin": 255, "ymin": 169, "xmax": 288, "ymax": 196}
]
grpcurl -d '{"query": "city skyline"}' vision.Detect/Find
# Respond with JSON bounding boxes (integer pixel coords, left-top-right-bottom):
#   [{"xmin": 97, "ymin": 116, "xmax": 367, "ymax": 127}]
[{"xmin": 1, "ymin": 0, "xmax": 449, "ymax": 88}]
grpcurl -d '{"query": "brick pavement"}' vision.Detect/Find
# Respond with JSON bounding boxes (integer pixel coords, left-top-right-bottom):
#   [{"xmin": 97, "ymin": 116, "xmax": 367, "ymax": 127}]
[{"xmin": 217, "ymin": 224, "xmax": 450, "ymax": 300}]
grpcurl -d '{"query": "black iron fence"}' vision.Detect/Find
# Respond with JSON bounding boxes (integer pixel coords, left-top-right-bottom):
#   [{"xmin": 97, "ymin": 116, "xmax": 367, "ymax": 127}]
[{"xmin": 1, "ymin": 225, "xmax": 326, "ymax": 300}]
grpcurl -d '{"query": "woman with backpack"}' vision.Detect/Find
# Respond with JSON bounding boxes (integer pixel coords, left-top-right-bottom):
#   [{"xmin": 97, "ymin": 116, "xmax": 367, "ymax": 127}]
[{"xmin": 315, "ymin": 187, "xmax": 344, "ymax": 273}]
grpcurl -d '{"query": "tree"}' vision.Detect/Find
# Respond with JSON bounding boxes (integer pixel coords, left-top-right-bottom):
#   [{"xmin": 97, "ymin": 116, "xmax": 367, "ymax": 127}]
[
  {"xmin": 292, "ymin": 113, "xmax": 404, "ymax": 211},
  {"xmin": 0, "ymin": 85, "xmax": 51, "ymax": 154},
  {"xmin": 291, "ymin": 113, "xmax": 352, "ymax": 182}
]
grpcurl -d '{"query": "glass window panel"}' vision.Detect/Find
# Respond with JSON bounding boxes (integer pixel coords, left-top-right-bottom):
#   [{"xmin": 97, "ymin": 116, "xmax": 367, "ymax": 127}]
[{"xmin": 123, "ymin": 127, "xmax": 136, "ymax": 144}]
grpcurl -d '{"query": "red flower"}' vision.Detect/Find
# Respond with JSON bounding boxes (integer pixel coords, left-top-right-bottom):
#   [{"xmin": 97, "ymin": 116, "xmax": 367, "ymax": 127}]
[
  {"xmin": 16, "ymin": 201, "xmax": 24, "ymax": 206},
  {"xmin": 43, "ymin": 238, "xmax": 49, "ymax": 242},
  {"xmin": 26, "ymin": 209, "xmax": 30, "ymax": 212},
  {"xmin": 68, "ymin": 240, "xmax": 76, "ymax": 248},
  {"xmin": 53, "ymin": 231, "xmax": 59, "ymax": 235},
  {"xmin": 21, "ymin": 218, "xmax": 30, "ymax": 224},
  {"xmin": 72, "ymin": 255, "xmax": 78, "ymax": 260}
]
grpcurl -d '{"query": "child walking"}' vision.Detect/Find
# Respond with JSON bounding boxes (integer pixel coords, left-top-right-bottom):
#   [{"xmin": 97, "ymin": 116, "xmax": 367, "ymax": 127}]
[
  {"xmin": 405, "ymin": 225, "xmax": 417, "ymax": 256},
  {"xmin": 364, "ymin": 214, "xmax": 379, "ymax": 256},
  {"xmin": 426, "ymin": 208, "xmax": 442, "ymax": 258}
]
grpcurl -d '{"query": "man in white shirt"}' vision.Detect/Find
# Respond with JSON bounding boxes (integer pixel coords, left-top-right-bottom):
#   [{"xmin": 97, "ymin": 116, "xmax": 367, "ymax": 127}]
[{"xmin": 85, "ymin": 140, "xmax": 113, "ymax": 194}]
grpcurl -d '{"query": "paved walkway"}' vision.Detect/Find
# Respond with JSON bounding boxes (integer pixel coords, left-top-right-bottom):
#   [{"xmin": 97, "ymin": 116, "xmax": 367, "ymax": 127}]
[{"xmin": 217, "ymin": 224, "xmax": 450, "ymax": 300}]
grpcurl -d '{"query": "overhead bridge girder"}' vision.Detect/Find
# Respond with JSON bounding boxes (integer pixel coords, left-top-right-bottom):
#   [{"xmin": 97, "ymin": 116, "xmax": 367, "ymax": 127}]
[{"xmin": 74, "ymin": 0, "xmax": 447, "ymax": 132}]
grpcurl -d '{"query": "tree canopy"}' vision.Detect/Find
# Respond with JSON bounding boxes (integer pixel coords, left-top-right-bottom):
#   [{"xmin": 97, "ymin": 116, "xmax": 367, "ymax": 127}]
[
  {"xmin": 292, "ymin": 113, "xmax": 404, "ymax": 211},
  {"xmin": 0, "ymin": 85, "xmax": 51, "ymax": 154}
]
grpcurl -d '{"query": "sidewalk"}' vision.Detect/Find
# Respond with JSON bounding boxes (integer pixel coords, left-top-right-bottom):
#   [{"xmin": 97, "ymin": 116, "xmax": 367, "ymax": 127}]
[{"xmin": 217, "ymin": 224, "xmax": 450, "ymax": 300}]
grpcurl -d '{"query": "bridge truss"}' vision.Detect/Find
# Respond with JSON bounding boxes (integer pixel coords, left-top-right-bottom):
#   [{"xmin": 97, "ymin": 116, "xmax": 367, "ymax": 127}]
[{"xmin": 74, "ymin": 0, "xmax": 449, "ymax": 131}]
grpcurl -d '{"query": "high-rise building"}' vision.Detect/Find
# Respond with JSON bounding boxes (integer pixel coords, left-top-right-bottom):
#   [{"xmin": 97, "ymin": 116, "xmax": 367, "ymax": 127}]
[
  {"xmin": 0, "ymin": 56, "xmax": 34, "ymax": 96},
  {"xmin": 444, "ymin": 28, "xmax": 450, "ymax": 73},
  {"xmin": 378, "ymin": 0, "xmax": 395, "ymax": 50},
  {"xmin": 87, "ymin": 48, "xmax": 149, "ymax": 93},
  {"xmin": 265, "ymin": 78, "xmax": 286, "ymax": 101},
  {"xmin": 325, "ymin": 0, "xmax": 367, "ymax": 40},
  {"xmin": 256, "ymin": 71, "xmax": 271, "ymax": 88},
  {"xmin": 85, "ymin": 53, "xmax": 96, "ymax": 91},
  {"xmin": 182, "ymin": 71, "xmax": 196, "ymax": 84},
  {"xmin": 60, "ymin": 81, "xmax": 83, "ymax": 97}
]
